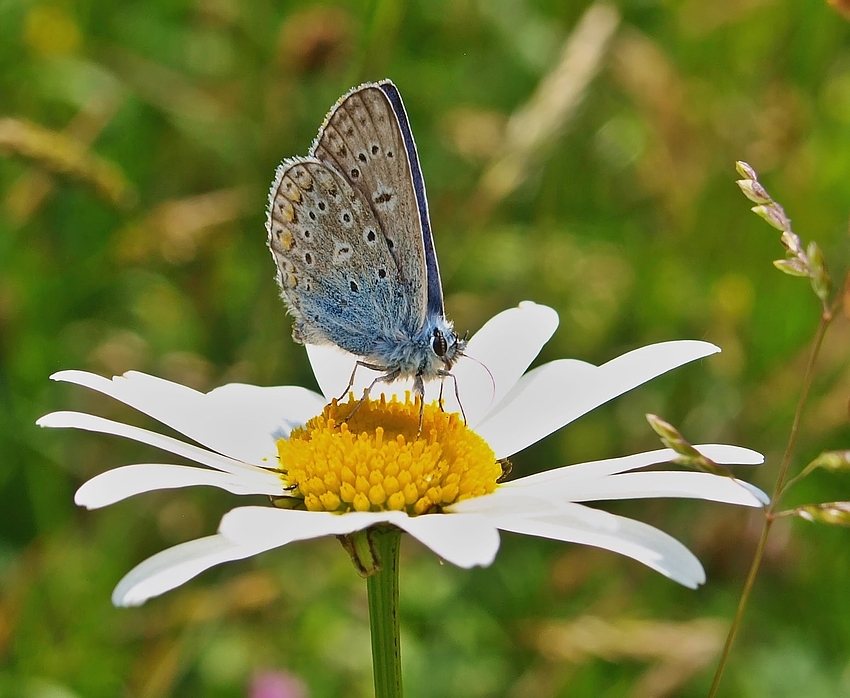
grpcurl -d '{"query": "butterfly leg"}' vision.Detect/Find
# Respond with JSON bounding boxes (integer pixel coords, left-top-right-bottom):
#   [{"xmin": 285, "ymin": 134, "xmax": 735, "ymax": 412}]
[
  {"xmin": 412, "ymin": 373, "xmax": 427, "ymax": 433},
  {"xmin": 342, "ymin": 367, "xmax": 401, "ymax": 422},
  {"xmin": 338, "ymin": 360, "xmax": 390, "ymax": 403},
  {"xmin": 438, "ymin": 369, "xmax": 467, "ymax": 426}
]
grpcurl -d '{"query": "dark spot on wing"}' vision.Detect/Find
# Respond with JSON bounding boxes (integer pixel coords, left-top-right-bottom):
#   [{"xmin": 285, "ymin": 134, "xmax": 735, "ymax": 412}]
[
  {"xmin": 309, "ymin": 211, "xmax": 316, "ymax": 220},
  {"xmin": 378, "ymin": 268, "xmax": 387, "ymax": 279},
  {"xmin": 386, "ymin": 238, "xmax": 394, "ymax": 251},
  {"xmin": 374, "ymin": 192, "xmax": 393, "ymax": 204},
  {"xmin": 305, "ymin": 252, "xmax": 313, "ymax": 264},
  {"xmin": 350, "ymin": 168, "xmax": 360, "ymax": 179},
  {"xmin": 318, "ymin": 201, "xmax": 326, "ymax": 211},
  {"xmin": 386, "ymin": 150, "xmax": 393, "ymax": 158},
  {"xmin": 371, "ymin": 145, "xmax": 379, "ymax": 155},
  {"xmin": 367, "ymin": 229, "xmax": 376, "ymax": 242},
  {"xmin": 350, "ymin": 280, "xmax": 359, "ymax": 292},
  {"xmin": 358, "ymin": 152, "xmax": 367, "ymax": 163}
]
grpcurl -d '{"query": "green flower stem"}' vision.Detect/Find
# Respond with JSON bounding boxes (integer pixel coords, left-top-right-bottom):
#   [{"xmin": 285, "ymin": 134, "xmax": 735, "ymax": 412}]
[{"xmin": 366, "ymin": 527, "xmax": 403, "ymax": 698}]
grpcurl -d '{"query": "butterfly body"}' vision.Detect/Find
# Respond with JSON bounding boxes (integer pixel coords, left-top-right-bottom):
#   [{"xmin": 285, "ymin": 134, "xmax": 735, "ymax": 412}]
[{"xmin": 266, "ymin": 80, "xmax": 464, "ymax": 397}]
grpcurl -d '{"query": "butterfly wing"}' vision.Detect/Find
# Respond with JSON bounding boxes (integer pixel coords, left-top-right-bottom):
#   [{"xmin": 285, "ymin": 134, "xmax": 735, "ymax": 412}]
[
  {"xmin": 376, "ymin": 81, "xmax": 445, "ymax": 320},
  {"xmin": 311, "ymin": 80, "xmax": 445, "ymax": 331},
  {"xmin": 267, "ymin": 156, "xmax": 414, "ymax": 357}
]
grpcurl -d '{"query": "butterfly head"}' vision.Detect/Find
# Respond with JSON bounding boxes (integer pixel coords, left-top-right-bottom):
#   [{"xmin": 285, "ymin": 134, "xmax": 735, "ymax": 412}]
[{"xmin": 430, "ymin": 326, "xmax": 465, "ymax": 370}]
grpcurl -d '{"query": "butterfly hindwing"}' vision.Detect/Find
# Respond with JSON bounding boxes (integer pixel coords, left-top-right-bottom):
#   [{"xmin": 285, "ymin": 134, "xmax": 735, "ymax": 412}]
[{"xmin": 267, "ymin": 156, "xmax": 413, "ymax": 357}]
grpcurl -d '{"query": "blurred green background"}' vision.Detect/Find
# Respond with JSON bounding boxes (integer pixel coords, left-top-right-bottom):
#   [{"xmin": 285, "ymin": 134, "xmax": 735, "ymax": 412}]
[{"xmin": 2, "ymin": 0, "xmax": 850, "ymax": 696}]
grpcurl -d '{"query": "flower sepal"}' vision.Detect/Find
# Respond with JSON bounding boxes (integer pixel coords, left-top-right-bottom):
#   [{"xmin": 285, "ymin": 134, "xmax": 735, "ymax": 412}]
[{"xmin": 339, "ymin": 525, "xmax": 391, "ymax": 578}]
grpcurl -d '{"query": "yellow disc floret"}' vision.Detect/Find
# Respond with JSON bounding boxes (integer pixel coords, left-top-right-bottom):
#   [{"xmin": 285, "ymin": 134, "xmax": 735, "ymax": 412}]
[{"xmin": 277, "ymin": 395, "xmax": 500, "ymax": 515}]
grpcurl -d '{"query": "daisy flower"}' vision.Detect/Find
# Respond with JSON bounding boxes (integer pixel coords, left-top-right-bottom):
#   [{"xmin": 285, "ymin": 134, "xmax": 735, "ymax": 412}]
[{"xmin": 38, "ymin": 302, "xmax": 766, "ymax": 607}]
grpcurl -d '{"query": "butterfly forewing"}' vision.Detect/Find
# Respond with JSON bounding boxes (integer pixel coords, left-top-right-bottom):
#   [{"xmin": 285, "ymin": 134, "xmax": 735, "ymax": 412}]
[
  {"xmin": 377, "ymin": 81, "xmax": 445, "ymax": 320},
  {"xmin": 312, "ymin": 82, "xmax": 435, "ymax": 333},
  {"xmin": 267, "ymin": 156, "xmax": 412, "ymax": 357}
]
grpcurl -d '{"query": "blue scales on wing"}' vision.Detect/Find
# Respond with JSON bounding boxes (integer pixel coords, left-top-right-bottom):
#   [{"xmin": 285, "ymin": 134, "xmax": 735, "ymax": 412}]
[{"xmin": 267, "ymin": 156, "xmax": 414, "ymax": 357}]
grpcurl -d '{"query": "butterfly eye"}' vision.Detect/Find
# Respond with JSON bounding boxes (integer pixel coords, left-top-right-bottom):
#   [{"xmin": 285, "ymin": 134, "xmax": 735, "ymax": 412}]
[{"xmin": 431, "ymin": 329, "xmax": 448, "ymax": 358}]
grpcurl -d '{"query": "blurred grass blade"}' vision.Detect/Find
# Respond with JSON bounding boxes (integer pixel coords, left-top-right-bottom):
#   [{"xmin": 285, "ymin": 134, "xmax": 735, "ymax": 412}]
[
  {"xmin": 475, "ymin": 2, "xmax": 620, "ymax": 212},
  {"xmin": 116, "ymin": 186, "xmax": 254, "ymax": 264},
  {"xmin": 532, "ymin": 616, "xmax": 725, "ymax": 698},
  {"xmin": 4, "ymin": 94, "xmax": 125, "ymax": 223},
  {"xmin": 0, "ymin": 117, "xmax": 135, "ymax": 207}
]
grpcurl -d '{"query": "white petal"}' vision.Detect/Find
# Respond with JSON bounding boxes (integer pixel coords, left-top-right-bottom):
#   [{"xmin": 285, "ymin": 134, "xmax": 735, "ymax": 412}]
[
  {"xmin": 37, "ymin": 411, "xmax": 261, "ymax": 475},
  {"xmin": 451, "ymin": 301, "xmax": 559, "ymax": 427},
  {"xmin": 219, "ymin": 507, "xmax": 500, "ymax": 569},
  {"xmin": 49, "ymin": 370, "xmax": 325, "ymax": 464},
  {"xmin": 117, "ymin": 508, "xmax": 401, "ymax": 606},
  {"xmin": 194, "ymin": 382, "xmax": 325, "ymax": 463},
  {"xmin": 394, "ymin": 513, "xmax": 501, "ymax": 568},
  {"xmin": 219, "ymin": 506, "xmax": 390, "ymax": 543},
  {"xmin": 306, "ymin": 344, "xmax": 361, "ymax": 403},
  {"xmin": 494, "ymin": 504, "xmax": 706, "ymax": 588},
  {"xmin": 306, "ymin": 345, "xmax": 436, "ymax": 405},
  {"xmin": 504, "ymin": 445, "xmax": 764, "ymax": 489},
  {"xmin": 445, "ymin": 489, "xmax": 549, "ymax": 516},
  {"xmin": 112, "ymin": 535, "xmax": 278, "ymax": 606},
  {"xmin": 476, "ymin": 341, "xmax": 721, "ymax": 458},
  {"xmin": 75, "ymin": 464, "xmax": 285, "ymax": 509},
  {"xmin": 565, "ymin": 471, "xmax": 769, "ymax": 507}
]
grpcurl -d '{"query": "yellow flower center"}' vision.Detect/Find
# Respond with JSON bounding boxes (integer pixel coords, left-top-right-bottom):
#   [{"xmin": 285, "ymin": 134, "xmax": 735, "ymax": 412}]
[{"xmin": 277, "ymin": 395, "xmax": 500, "ymax": 515}]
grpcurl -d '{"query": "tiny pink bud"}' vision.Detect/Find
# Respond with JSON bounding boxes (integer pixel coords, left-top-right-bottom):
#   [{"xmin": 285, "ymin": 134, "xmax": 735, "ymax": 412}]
[
  {"xmin": 808, "ymin": 451, "xmax": 850, "ymax": 472},
  {"xmin": 806, "ymin": 241, "xmax": 832, "ymax": 302},
  {"xmin": 779, "ymin": 231, "xmax": 805, "ymax": 257},
  {"xmin": 249, "ymin": 671, "xmax": 309, "ymax": 698},
  {"xmin": 773, "ymin": 259, "xmax": 810, "ymax": 277},
  {"xmin": 735, "ymin": 161, "xmax": 758, "ymax": 180},
  {"xmin": 646, "ymin": 413, "xmax": 680, "ymax": 442},
  {"xmin": 736, "ymin": 179, "xmax": 772, "ymax": 205},
  {"xmin": 752, "ymin": 205, "xmax": 788, "ymax": 231},
  {"xmin": 646, "ymin": 414, "xmax": 727, "ymax": 475},
  {"xmin": 795, "ymin": 502, "xmax": 850, "ymax": 527}
]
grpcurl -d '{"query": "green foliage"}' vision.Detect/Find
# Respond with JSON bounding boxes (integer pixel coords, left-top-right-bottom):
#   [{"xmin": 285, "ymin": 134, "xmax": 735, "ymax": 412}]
[{"xmin": 2, "ymin": 1, "xmax": 850, "ymax": 696}]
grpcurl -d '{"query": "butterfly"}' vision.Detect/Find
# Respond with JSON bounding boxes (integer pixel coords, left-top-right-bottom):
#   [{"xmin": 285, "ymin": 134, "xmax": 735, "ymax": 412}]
[{"xmin": 266, "ymin": 79, "xmax": 465, "ymax": 419}]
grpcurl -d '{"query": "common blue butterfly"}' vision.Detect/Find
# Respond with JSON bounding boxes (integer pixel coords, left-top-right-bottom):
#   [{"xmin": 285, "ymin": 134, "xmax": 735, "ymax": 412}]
[{"xmin": 266, "ymin": 80, "xmax": 465, "ymax": 415}]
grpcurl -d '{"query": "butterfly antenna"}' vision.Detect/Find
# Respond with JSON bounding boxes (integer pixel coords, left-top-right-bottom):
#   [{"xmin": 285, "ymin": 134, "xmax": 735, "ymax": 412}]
[{"xmin": 462, "ymin": 353, "xmax": 496, "ymax": 409}]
